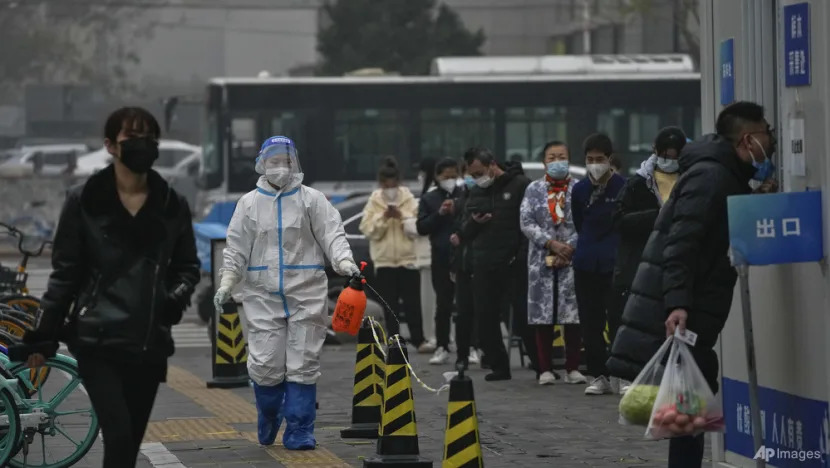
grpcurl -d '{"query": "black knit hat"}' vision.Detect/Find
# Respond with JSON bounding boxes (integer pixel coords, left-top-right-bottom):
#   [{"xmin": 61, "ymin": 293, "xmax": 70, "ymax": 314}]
[{"xmin": 654, "ymin": 126, "xmax": 687, "ymax": 155}]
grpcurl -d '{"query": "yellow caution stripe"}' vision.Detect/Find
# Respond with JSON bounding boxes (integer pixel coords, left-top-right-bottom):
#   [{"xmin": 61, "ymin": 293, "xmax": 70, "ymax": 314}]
[
  {"xmin": 352, "ymin": 343, "xmax": 385, "ymax": 407},
  {"xmin": 215, "ymin": 311, "xmax": 247, "ymax": 364},
  {"xmin": 443, "ymin": 401, "xmax": 483, "ymax": 468},
  {"xmin": 380, "ymin": 364, "xmax": 417, "ymax": 436}
]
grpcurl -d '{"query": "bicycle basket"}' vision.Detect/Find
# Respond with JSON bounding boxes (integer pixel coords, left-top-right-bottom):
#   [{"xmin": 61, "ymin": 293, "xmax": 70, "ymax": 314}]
[{"xmin": 0, "ymin": 267, "xmax": 27, "ymax": 293}]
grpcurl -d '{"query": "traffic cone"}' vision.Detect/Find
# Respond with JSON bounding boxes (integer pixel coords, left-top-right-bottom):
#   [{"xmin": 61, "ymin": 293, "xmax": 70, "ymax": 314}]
[
  {"xmin": 364, "ymin": 336, "xmax": 433, "ymax": 468},
  {"xmin": 442, "ymin": 364, "xmax": 483, "ymax": 468},
  {"xmin": 341, "ymin": 321, "xmax": 385, "ymax": 439}
]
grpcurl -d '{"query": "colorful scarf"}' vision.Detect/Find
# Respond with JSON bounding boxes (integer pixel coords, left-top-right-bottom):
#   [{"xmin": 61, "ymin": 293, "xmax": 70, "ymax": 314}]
[{"xmin": 546, "ymin": 175, "xmax": 570, "ymax": 225}]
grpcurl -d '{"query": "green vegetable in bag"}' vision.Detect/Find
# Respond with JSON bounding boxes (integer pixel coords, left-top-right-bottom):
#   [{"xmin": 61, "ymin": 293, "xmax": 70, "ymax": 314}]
[{"xmin": 619, "ymin": 384, "xmax": 660, "ymax": 425}]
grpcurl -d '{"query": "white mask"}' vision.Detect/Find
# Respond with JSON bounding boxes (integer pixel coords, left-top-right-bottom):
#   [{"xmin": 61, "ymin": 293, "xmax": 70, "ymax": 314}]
[
  {"xmin": 656, "ymin": 157, "xmax": 679, "ymax": 174},
  {"xmin": 439, "ymin": 179, "xmax": 457, "ymax": 193},
  {"xmin": 266, "ymin": 167, "xmax": 290, "ymax": 187},
  {"xmin": 474, "ymin": 175, "xmax": 494, "ymax": 188},
  {"xmin": 455, "ymin": 177, "xmax": 465, "ymax": 187},
  {"xmin": 587, "ymin": 163, "xmax": 610, "ymax": 181},
  {"xmin": 382, "ymin": 188, "xmax": 399, "ymax": 202}
]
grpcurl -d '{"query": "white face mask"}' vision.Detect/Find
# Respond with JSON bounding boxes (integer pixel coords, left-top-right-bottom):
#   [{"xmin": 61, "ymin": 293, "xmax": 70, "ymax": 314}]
[
  {"xmin": 587, "ymin": 163, "xmax": 610, "ymax": 181},
  {"xmin": 455, "ymin": 177, "xmax": 465, "ymax": 187},
  {"xmin": 474, "ymin": 175, "xmax": 494, "ymax": 188},
  {"xmin": 382, "ymin": 187, "xmax": 399, "ymax": 203},
  {"xmin": 439, "ymin": 179, "xmax": 457, "ymax": 193},
  {"xmin": 266, "ymin": 167, "xmax": 290, "ymax": 187},
  {"xmin": 656, "ymin": 157, "xmax": 679, "ymax": 174}
]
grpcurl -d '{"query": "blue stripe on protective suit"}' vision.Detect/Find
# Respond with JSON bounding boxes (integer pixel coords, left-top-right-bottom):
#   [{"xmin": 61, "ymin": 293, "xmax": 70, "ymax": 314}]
[
  {"xmin": 283, "ymin": 382, "xmax": 316, "ymax": 450},
  {"xmin": 272, "ymin": 188, "xmax": 324, "ymax": 318},
  {"xmin": 253, "ymin": 382, "xmax": 285, "ymax": 446}
]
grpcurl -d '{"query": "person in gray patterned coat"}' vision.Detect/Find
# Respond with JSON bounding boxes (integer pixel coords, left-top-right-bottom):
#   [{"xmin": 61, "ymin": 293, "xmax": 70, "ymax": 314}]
[{"xmin": 520, "ymin": 141, "xmax": 588, "ymax": 386}]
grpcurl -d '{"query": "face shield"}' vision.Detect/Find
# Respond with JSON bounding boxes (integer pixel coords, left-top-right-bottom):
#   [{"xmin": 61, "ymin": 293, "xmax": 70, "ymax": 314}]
[{"xmin": 255, "ymin": 136, "xmax": 303, "ymax": 187}]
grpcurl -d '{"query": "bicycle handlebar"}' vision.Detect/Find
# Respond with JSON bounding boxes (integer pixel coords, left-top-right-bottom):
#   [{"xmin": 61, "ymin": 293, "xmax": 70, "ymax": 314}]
[{"xmin": 0, "ymin": 222, "xmax": 52, "ymax": 257}]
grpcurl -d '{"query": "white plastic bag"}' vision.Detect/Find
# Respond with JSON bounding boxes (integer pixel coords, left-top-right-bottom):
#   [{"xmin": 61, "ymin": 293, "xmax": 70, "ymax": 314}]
[
  {"xmin": 618, "ymin": 336, "xmax": 672, "ymax": 427},
  {"xmin": 645, "ymin": 334, "xmax": 724, "ymax": 440}
]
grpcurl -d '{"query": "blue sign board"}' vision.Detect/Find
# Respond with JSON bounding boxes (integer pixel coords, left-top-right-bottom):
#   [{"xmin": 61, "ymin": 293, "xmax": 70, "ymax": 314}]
[
  {"xmin": 727, "ymin": 191, "xmax": 824, "ymax": 266},
  {"xmin": 723, "ymin": 378, "xmax": 830, "ymax": 466},
  {"xmin": 784, "ymin": 2, "xmax": 811, "ymax": 87},
  {"xmin": 720, "ymin": 38, "xmax": 735, "ymax": 105}
]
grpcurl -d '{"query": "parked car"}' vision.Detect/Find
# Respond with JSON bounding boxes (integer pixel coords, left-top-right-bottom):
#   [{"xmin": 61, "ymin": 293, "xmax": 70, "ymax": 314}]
[
  {"xmin": 0, "ymin": 144, "xmax": 90, "ymax": 177},
  {"xmin": 74, "ymin": 139, "xmax": 200, "ymax": 177}
]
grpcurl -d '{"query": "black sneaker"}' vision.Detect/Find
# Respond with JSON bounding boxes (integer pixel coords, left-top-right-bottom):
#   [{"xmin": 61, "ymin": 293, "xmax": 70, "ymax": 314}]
[{"xmin": 484, "ymin": 370, "xmax": 512, "ymax": 381}]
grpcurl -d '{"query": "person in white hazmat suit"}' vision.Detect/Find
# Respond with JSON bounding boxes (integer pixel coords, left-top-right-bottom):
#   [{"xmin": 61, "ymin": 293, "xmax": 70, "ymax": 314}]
[{"xmin": 213, "ymin": 136, "xmax": 360, "ymax": 450}]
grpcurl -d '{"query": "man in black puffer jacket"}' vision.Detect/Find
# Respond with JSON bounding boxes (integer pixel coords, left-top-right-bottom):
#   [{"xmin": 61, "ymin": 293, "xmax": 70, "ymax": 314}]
[
  {"xmin": 460, "ymin": 147, "xmax": 531, "ymax": 381},
  {"xmin": 607, "ymin": 102, "xmax": 775, "ymax": 467}
]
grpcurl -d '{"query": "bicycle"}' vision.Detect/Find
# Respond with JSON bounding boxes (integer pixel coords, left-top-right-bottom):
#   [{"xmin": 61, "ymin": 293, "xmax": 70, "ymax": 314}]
[
  {"xmin": 0, "ymin": 338, "xmax": 99, "ymax": 467},
  {"xmin": 0, "ymin": 221, "xmax": 52, "ymax": 327}
]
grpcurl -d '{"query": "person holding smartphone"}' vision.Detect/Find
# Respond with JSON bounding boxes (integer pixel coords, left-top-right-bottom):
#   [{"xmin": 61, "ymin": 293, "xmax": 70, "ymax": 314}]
[{"xmin": 359, "ymin": 157, "xmax": 428, "ymax": 351}]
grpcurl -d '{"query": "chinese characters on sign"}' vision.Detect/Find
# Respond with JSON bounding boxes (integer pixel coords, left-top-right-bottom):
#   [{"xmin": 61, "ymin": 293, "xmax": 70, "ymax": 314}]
[
  {"xmin": 783, "ymin": 3, "xmax": 811, "ymax": 87},
  {"xmin": 756, "ymin": 218, "xmax": 802, "ymax": 238},
  {"xmin": 720, "ymin": 38, "xmax": 735, "ymax": 105},
  {"xmin": 724, "ymin": 378, "xmax": 830, "ymax": 467}
]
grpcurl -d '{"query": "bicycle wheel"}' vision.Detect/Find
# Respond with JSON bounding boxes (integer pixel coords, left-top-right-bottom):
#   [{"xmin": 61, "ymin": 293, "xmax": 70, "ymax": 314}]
[
  {"xmin": 0, "ymin": 385, "xmax": 22, "ymax": 467},
  {"xmin": 0, "ymin": 306, "xmax": 50, "ymax": 398},
  {"xmin": 0, "ymin": 296, "xmax": 40, "ymax": 326},
  {"xmin": 7, "ymin": 357, "xmax": 99, "ymax": 468}
]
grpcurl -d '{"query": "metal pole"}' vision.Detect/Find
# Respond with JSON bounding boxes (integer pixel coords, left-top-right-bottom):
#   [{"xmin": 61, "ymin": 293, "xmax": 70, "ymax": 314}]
[{"xmin": 738, "ymin": 264, "xmax": 765, "ymax": 468}]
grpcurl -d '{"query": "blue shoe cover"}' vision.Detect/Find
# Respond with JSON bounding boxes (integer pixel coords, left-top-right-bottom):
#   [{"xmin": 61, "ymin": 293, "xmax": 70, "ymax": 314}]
[
  {"xmin": 283, "ymin": 382, "xmax": 317, "ymax": 450},
  {"xmin": 253, "ymin": 382, "xmax": 285, "ymax": 445}
]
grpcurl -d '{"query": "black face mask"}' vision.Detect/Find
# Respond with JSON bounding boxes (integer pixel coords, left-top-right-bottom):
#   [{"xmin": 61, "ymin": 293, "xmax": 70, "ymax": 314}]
[{"xmin": 119, "ymin": 137, "xmax": 159, "ymax": 174}]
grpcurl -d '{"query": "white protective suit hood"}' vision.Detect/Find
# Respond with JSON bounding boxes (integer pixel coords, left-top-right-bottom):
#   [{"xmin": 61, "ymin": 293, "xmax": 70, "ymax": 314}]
[
  {"xmin": 255, "ymin": 136, "xmax": 304, "ymax": 191},
  {"xmin": 221, "ymin": 135, "xmax": 355, "ymax": 387}
]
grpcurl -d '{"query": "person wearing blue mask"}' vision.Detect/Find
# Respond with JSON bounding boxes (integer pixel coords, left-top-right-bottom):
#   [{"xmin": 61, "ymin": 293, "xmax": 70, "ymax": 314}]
[
  {"xmin": 605, "ymin": 126, "xmax": 687, "ymax": 395},
  {"xmin": 448, "ymin": 158, "xmax": 481, "ymax": 370},
  {"xmin": 608, "ymin": 102, "xmax": 775, "ymax": 467},
  {"xmin": 519, "ymin": 141, "xmax": 587, "ymax": 386}
]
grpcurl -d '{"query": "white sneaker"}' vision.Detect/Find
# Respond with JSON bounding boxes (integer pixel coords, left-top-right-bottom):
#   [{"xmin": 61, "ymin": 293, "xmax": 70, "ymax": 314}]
[
  {"xmin": 538, "ymin": 371, "xmax": 556, "ymax": 385},
  {"xmin": 619, "ymin": 379, "xmax": 632, "ymax": 395},
  {"xmin": 584, "ymin": 376, "xmax": 614, "ymax": 395},
  {"xmin": 468, "ymin": 348, "xmax": 481, "ymax": 365},
  {"xmin": 418, "ymin": 341, "xmax": 436, "ymax": 354},
  {"xmin": 563, "ymin": 370, "xmax": 588, "ymax": 384},
  {"xmin": 429, "ymin": 347, "xmax": 450, "ymax": 365}
]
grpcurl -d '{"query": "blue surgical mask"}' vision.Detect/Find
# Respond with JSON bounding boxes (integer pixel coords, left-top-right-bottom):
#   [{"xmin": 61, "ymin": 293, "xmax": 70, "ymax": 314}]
[
  {"xmin": 656, "ymin": 157, "xmax": 679, "ymax": 174},
  {"xmin": 463, "ymin": 175, "xmax": 475, "ymax": 189},
  {"xmin": 546, "ymin": 160, "xmax": 569, "ymax": 180},
  {"xmin": 749, "ymin": 135, "xmax": 774, "ymax": 181}
]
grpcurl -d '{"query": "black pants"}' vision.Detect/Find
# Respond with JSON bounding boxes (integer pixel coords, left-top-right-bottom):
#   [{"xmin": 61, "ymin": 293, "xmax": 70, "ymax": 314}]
[
  {"xmin": 574, "ymin": 269, "xmax": 614, "ymax": 377},
  {"xmin": 454, "ymin": 269, "xmax": 477, "ymax": 360},
  {"xmin": 77, "ymin": 352, "xmax": 163, "ymax": 468},
  {"xmin": 374, "ymin": 267, "xmax": 425, "ymax": 346},
  {"xmin": 472, "ymin": 267, "xmax": 510, "ymax": 372},
  {"xmin": 431, "ymin": 261, "xmax": 455, "ymax": 349}
]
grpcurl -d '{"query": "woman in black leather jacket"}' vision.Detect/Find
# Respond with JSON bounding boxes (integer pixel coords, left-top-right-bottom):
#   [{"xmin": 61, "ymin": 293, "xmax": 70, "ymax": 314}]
[{"xmin": 23, "ymin": 107, "xmax": 200, "ymax": 468}]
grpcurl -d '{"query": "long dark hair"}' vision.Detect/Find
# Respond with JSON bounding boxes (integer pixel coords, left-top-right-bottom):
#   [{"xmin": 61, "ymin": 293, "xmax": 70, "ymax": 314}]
[{"xmin": 418, "ymin": 157, "xmax": 436, "ymax": 194}]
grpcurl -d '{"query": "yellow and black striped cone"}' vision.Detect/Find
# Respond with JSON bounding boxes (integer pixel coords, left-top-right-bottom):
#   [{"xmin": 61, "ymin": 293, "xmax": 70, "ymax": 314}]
[
  {"xmin": 341, "ymin": 321, "xmax": 385, "ymax": 439},
  {"xmin": 442, "ymin": 365, "xmax": 483, "ymax": 468},
  {"xmin": 364, "ymin": 336, "xmax": 433, "ymax": 468}
]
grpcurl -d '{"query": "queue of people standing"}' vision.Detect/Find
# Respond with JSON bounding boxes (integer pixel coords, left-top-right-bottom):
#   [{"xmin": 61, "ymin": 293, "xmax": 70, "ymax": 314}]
[{"xmin": 359, "ymin": 125, "xmax": 692, "ymax": 387}]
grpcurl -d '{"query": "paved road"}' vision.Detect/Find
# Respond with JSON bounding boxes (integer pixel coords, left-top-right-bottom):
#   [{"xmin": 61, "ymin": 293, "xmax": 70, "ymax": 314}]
[{"xmin": 3, "ymin": 258, "xmax": 713, "ymax": 467}]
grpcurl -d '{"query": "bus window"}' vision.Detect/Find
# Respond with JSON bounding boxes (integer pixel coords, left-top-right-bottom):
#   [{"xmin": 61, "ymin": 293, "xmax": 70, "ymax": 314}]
[
  {"xmin": 420, "ymin": 108, "xmax": 495, "ymax": 160},
  {"xmin": 334, "ymin": 109, "xmax": 409, "ymax": 180},
  {"xmin": 228, "ymin": 117, "xmax": 260, "ymax": 193},
  {"xmin": 505, "ymin": 107, "xmax": 567, "ymax": 162}
]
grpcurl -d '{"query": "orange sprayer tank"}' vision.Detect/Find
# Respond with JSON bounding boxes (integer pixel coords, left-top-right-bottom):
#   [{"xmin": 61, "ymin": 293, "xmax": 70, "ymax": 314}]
[{"xmin": 332, "ymin": 262, "xmax": 368, "ymax": 335}]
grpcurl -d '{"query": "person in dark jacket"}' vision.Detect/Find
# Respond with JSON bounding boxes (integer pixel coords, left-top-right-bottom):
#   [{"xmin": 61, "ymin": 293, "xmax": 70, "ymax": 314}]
[
  {"xmin": 608, "ymin": 127, "xmax": 687, "ymax": 394},
  {"xmin": 607, "ymin": 101, "xmax": 775, "ymax": 468},
  {"xmin": 449, "ymin": 164, "xmax": 480, "ymax": 369},
  {"xmin": 417, "ymin": 157, "xmax": 462, "ymax": 365},
  {"xmin": 461, "ymin": 147, "xmax": 531, "ymax": 381},
  {"xmin": 23, "ymin": 107, "xmax": 200, "ymax": 468},
  {"xmin": 571, "ymin": 133, "xmax": 626, "ymax": 395}
]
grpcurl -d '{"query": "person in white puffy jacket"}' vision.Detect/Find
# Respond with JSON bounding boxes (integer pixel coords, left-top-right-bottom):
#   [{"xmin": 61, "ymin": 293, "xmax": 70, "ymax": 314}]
[{"xmin": 213, "ymin": 136, "xmax": 358, "ymax": 450}]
